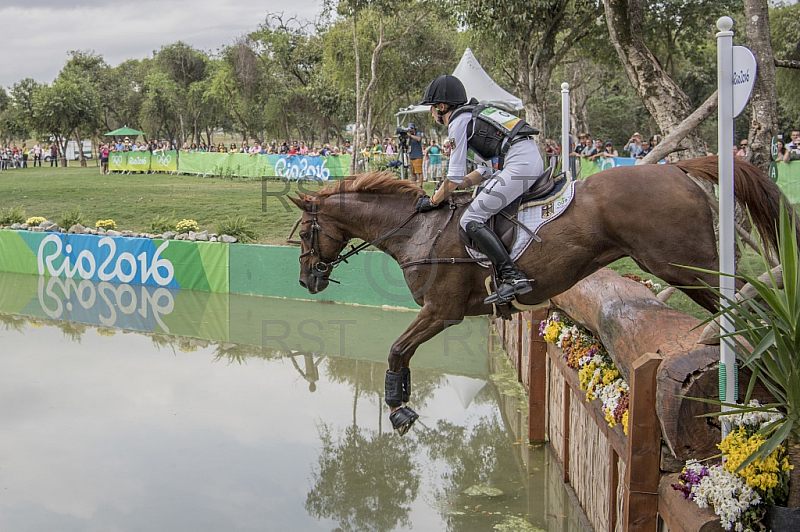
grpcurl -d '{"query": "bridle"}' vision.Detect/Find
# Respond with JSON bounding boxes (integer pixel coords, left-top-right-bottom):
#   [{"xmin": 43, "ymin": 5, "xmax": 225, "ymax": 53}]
[{"xmin": 287, "ymin": 201, "xmax": 419, "ymax": 282}]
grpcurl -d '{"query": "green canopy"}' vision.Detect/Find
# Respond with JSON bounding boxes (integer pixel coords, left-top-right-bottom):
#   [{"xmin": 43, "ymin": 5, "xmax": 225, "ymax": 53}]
[{"xmin": 104, "ymin": 126, "xmax": 145, "ymax": 137}]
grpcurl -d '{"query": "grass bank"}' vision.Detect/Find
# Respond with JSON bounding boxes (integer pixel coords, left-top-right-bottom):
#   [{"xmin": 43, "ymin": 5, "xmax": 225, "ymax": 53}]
[{"xmin": 0, "ymin": 165, "xmax": 734, "ymax": 318}]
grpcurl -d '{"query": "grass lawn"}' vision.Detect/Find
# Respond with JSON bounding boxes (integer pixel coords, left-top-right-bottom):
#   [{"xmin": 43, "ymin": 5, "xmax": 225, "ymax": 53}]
[{"xmin": 3, "ymin": 164, "xmax": 772, "ymax": 319}]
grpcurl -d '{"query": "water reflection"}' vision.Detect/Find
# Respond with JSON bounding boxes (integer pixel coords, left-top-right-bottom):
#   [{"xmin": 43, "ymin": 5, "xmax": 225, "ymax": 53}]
[
  {"xmin": 0, "ymin": 273, "xmax": 587, "ymax": 531},
  {"xmin": 0, "ymin": 272, "xmax": 490, "ymax": 377}
]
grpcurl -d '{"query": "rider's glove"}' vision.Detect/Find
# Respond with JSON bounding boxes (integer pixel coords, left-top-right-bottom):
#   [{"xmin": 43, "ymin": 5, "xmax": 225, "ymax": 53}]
[{"xmin": 415, "ymin": 196, "xmax": 440, "ymax": 213}]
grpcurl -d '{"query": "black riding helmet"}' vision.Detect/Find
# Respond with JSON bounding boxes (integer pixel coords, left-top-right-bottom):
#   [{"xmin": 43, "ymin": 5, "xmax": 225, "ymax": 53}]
[{"xmin": 419, "ymin": 75, "xmax": 468, "ymax": 107}]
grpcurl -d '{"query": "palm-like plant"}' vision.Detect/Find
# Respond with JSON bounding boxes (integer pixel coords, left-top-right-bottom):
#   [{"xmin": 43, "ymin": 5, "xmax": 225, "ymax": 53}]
[{"xmin": 693, "ymin": 201, "xmax": 800, "ymax": 509}]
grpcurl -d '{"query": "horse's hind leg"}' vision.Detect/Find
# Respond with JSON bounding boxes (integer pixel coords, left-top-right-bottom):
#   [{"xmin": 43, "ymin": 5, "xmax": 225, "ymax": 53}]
[{"xmin": 634, "ymin": 257, "xmax": 727, "ymax": 314}]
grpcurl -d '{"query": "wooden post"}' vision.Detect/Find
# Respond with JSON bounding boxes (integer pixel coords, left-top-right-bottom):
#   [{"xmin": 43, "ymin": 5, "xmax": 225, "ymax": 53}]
[
  {"xmin": 529, "ymin": 308, "xmax": 548, "ymax": 442},
  {"xmin": 562, "ymin": 384, "xmax": 571, "ymax": 483},
  {"xmin": 517, "ymin": 317, "xmax": 524, "ymax": 382},
  {"xmin": 609, "ymin": 448, "xmax": 619, "ymax": 531},
  {"xmin": 623, "ymin": 352, "xmax": 663, "ymax": 531}
]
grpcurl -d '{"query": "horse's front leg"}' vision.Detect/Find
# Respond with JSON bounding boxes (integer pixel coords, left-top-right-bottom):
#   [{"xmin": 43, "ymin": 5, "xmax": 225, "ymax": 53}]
[{"xmin": 385, "ymin": 305, "xmax": 462, "ymax": 435}]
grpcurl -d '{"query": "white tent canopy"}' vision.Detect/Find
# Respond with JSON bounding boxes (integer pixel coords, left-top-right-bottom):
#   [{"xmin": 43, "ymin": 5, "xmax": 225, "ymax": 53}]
[{"xmin": 396, "ymin": 48, "xmax": 524, "ymax": 116}]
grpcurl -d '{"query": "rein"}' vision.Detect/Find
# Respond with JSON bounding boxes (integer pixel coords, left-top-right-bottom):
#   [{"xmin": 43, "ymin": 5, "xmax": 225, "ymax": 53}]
[
  {"xmin": 288, "ymin": 202, "xmax": 420, "ymax": 281},
  {"xmin": 399, "ymin": 197, "xmax": 482, "ymax": 269}
]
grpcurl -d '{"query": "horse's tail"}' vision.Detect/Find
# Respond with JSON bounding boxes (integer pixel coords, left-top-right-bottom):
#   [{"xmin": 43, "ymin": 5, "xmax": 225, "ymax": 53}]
[{"xmin": 674, "ymin": 155, "xmax": 799, "ymax": 259}]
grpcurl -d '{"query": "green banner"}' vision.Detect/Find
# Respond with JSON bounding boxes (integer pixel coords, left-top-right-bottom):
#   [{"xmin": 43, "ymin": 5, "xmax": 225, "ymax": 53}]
[
  {"xmin": 229, "ymin": 244, "xmax": 418, "ymax": 309},
  {"xmin": 176, "ymin": 151, "xmax": 207, "ymax": 176},
  {"xmin": 107, "ymin": 150, "xmax": 352, "ymax": 178},
  {"xmin": 151, "ymin": 150, "xmax": 178, "ymax": 172},
  {"xmin": 775, "ymin": 161, "xmax": 800, "ymax": 203},
  {"xmin": 108, "ymin": 152, "xmax": 127, "ymax": 172},
  {"xmin": 177, "ymin": 152, "xmax": 350, "ymax": 179},
  {"xmin": 126, "ymin": 151, "xmax": 151, "ymax": 172},
  {"xmin": 0, "ymin": 231, "xmax": 39, "ymax": 275}
]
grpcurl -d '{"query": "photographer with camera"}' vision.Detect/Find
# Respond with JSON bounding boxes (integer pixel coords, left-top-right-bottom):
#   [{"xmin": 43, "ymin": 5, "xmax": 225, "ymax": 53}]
[
  {"xmin": 414, "ymin": 74, "xmax": 542, "ymax": 306},
  {"xmin": 402, "ymin": 123, "xmax": 424, "ymax": 186}
]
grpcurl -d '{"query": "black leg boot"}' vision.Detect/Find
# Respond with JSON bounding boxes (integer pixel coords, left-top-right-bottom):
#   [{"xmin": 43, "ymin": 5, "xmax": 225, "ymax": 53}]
[{"xmin": 465, "ymin": 221, "xmax": 533, "ymax": 305}]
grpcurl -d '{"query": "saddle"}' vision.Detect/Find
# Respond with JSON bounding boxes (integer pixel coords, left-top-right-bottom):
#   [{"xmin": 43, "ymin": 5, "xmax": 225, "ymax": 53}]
[{"xmin": 459, "ymin": 165, "xmax": 558, "ymax": 251}]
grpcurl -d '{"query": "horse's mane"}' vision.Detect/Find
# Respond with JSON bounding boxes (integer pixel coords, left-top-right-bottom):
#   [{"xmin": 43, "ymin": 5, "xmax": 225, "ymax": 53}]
[{"xmin": 316, "ymin": 172, "xmax": 425, "ymax": 198}]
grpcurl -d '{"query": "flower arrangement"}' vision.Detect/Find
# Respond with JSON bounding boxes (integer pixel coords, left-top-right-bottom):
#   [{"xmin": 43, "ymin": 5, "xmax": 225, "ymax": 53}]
[
  {"xmin": 539, "ymin": 312, "xmax": 630, "ymax": 434},
  {"xmin": 176, "ymin": 219, "xmax": 199, "ymax": 234},
  {"xmin": 95, "ymin": 219, "xmax": 117, "ymax": 231},
  {"xmin": 672, "ymin": 402, "xmax": 792, "ymax": 531},
  {"xmin": 26, "ymin": 216, "xmax": 46, "ymax": 226}
]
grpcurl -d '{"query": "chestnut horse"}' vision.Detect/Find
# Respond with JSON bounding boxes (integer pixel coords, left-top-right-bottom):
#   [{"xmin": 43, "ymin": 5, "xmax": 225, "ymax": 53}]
[{"xmin": 288, "ymin": 156, "xmax": 791, "ymax": 434}]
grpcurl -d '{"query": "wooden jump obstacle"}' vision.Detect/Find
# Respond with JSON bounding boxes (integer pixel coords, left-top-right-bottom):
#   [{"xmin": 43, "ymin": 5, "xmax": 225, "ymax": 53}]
[{"xmin": 493, "ymin": 268, "xmax": 740, "ymax": 532}]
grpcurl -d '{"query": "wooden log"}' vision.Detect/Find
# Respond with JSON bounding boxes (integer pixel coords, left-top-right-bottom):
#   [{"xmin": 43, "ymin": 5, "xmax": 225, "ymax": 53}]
[
  {"xmin": 658, "ymin": 474, "xmax": 724, "ymax": 532},
  {"xmin": 550, "ymin": 268, "xmax": 771, "ymax": 461}
]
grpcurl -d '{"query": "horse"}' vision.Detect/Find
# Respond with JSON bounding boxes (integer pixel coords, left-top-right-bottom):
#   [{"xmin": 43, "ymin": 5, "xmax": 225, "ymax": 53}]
[{"xmin": 288, "ymin": 156, "xmax": 793, "ymax": 435}]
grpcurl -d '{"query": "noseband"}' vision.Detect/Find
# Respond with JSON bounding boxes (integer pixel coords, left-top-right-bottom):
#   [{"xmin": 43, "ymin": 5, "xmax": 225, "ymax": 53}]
[{"xmin": 287, "ymin": 202, "xmax": 420, "ymax": 281}]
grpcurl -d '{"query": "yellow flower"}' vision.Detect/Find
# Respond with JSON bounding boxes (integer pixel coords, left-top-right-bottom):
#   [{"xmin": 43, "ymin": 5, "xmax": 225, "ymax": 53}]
[
  {"xmin": 543, "ymin": 321, "xmax": 562, "ymax": 344},
  {"xmin": 95, "ymin": 219, "xmax": 117, "ymax": 230},
  {"xmin": 601, "ymin": 367, "xmax": 619, "ymax": 385},
  {"xmin": 622, "ymin": 411, "xmax": 629, "ymax": 435},
  {"xmin": 719, "ymin": 427, "xmax": 790, "ymax": 492}
]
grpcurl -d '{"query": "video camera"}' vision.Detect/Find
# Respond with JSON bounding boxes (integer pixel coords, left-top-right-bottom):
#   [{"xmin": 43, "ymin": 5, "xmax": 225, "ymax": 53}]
[{"xmin": 395, "ymin": 126, "xmax": 410, "ymax": 137}]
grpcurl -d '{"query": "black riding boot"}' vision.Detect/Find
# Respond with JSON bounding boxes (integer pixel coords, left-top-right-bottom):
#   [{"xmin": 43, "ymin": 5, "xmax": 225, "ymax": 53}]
[{"xmin": 465, "ymin": 221, "xmax": 532, "ymax": 305}]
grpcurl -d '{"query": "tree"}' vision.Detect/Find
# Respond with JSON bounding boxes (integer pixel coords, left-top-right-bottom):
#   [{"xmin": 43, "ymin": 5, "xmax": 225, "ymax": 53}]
[
  {"xmin": 59, "ymin": 51, "xmax": 111, "ymax": 165},
  {"xmin": 150, "ymin": 42, "xmax": 210, "ymax": 145},
  {"xmin": 102, "ymin": 59, "xmax": 149, "ymax": 135},
  {"xmin": 741, "ymin": 0, "xmax": 779, "ymax": 169},
  {"xmin": 33, "ymin": 76, "xmax": 98, "ymax": 167},
  {"xmin": 770, "ymin": 1, "xmax": 800, "ymax": 132},
  {"xmin": 334, "ymin": 0, "xmax": 429, "ymax": 172},
  {"xmin": 458, "ymin": 0, "xmax": 602, "ymax": 137}
]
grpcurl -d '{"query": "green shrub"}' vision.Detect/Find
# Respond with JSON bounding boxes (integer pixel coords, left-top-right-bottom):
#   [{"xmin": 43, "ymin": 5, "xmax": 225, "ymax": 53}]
[
  {"xmin": 0, "ymin": 205, "xmax": 26, "ymax": 225},
  {"xmin": 149, "ymin": 213, "xmax": 177, "ymax": 234},
  {"xmin": 215, "ymin": 215, "xmax": 259, "ymax": 243},
  {"xmin": 60, "ymin": 206, "xmax": 85, "ymax": 228}
]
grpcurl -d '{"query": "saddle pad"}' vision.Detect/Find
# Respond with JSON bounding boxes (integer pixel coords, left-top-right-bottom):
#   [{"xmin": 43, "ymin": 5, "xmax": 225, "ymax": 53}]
[{"xmin": 466, "ymin": 179, "xmax": 576, "ymax": 266}]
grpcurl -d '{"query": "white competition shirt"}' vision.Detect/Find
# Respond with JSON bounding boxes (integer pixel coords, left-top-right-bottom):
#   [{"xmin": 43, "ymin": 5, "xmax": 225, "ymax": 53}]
[{"xmin": 446, "ymin": 112, "xmax": 494, "ymax": 184}]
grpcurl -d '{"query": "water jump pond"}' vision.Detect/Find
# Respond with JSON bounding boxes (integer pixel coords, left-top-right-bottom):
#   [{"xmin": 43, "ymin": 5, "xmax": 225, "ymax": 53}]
[{"xmin": 0, "ymin": 272, "xmax": 587, "ymax": 531}]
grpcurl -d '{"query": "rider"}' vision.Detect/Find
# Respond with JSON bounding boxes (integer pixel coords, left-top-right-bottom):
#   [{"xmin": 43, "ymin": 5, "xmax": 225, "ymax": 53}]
[{"xmin": 414, "ymin": 74, "xmax": 544, "ymax": 305}]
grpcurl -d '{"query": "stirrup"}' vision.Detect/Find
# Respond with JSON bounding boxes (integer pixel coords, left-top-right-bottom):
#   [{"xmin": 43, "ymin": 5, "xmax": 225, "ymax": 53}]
[{"xmin": 484, "ymin": 278, "xmax": 533, "ymax": 305}]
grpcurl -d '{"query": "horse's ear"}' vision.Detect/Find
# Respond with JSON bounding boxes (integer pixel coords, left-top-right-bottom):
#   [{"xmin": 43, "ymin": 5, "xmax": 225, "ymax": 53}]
[
  {"xmin": 288, "ymin": 194, "xmax": 306, "ymax": 210},
  {"xmin": 289, "ymin": 193, "xmax": 320, "ymax": 211}
]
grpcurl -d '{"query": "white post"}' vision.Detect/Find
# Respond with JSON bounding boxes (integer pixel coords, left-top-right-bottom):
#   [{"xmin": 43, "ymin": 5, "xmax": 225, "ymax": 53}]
[
  {"xmin": 561, "ymin": 82, "xmax": 570, "ymax": 177},
  {"xmin": 717, "ymin": 16, "xmax": 737, "ymax": 425}
]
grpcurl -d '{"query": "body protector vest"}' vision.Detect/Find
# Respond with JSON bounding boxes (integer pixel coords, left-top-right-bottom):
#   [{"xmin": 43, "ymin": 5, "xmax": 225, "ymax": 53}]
[{"xmin": 450, "ymin": 102, "xmax": 539, "ymax": 166}]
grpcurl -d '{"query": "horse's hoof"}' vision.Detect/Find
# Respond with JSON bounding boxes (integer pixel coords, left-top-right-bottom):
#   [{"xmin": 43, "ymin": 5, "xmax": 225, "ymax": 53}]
[{"xmin": 389, "ymin": 406, "xmax": 419, "ymax": 436}]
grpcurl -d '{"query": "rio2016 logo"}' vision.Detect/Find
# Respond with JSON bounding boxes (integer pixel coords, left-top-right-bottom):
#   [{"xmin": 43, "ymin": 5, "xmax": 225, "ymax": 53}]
[
  {"xmin": 274, "ymin": 157, "xmax": 331, "ymax": 180},
  {"xmin": 38, "ymin": 275, "xmax": 175, "ymax": 332},
  {"xmin": 37, "ymin": 234, "xmax": 175, "ymax": 286}
]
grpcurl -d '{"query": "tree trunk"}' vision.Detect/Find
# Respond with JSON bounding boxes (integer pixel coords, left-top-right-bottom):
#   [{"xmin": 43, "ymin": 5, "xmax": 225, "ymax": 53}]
[
  {"xmin": 743, "ymin": 0, "xmax": 779, "ymax": 171},
  {"xmin": 351, "ymin": 12, "xmax": 361, "ymax": 175},
  {"xmin": 74, "ymin": 131, "xmax": 87, "ymax": 168},
  {"xmin": 569, "ymin": 64, "xmax": 591, "ymax": 135},
  {"xmin": 603, "ymin": 0, "xmax": 706, "ymax": 160}
]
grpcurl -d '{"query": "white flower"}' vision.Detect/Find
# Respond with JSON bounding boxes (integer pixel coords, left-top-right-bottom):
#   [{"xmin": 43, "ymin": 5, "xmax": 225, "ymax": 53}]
[{"xmin": 688, "ymin": 463, "xmax": 760, "ymax": 531}]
